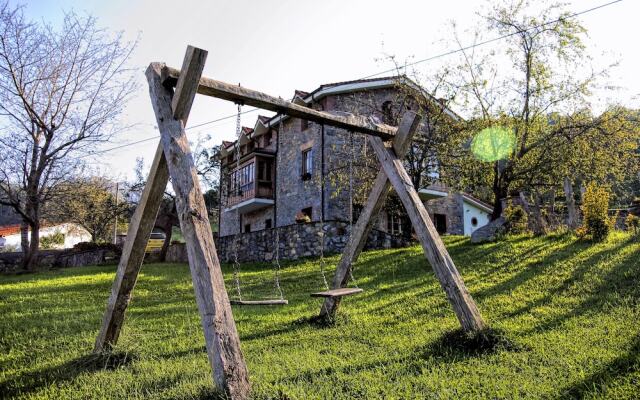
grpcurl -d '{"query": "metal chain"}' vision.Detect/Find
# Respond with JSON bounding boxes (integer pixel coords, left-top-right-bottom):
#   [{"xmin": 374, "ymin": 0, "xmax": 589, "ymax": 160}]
[
  {"xmin": 271, "ymin": 224, "xmax": 284, "ymax": 299},
  {"xmin": 232, "ymin": 103, "xmax": 243, "ymax": 300},
  {"xmin": 271, "ymin": 116, "xmax": 285, "ymax": 300},
  {"xmin": 318, "ymin": 124, "xmax": 329, "ymax": 290},
  {"xmin": 347, "ymin": 130, "xmax": 359, "ymax": 288}
]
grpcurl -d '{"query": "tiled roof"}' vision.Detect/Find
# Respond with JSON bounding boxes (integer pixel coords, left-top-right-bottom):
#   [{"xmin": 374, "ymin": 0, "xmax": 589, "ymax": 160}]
[
  {"xmin": 257, "ymin": 115, "xmax": 271, "ymax": 123},
  {"xmin": 0, "ymin": 224, "xmax": 21, "ymax": 236},
  {"xmin": 313, "ymin": 75, "xmax": 400, "ymax": 91}
]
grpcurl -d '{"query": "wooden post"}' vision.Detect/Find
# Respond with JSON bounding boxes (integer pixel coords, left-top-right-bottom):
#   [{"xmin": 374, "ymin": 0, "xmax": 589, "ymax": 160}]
[
  {"xmin": 146, "ymin": 56, "xmax": 250, "ymax": 399},
  {"xmin": 368, "ymin": 135, "xmax": 486, "ymax": 332},
  {"xmin": 319, "ymin": 112, "xmax": 421, "ymax": 319},
  {"xmin": 94, "ymin": 143, "xmax": 170, "ymax": 351}
]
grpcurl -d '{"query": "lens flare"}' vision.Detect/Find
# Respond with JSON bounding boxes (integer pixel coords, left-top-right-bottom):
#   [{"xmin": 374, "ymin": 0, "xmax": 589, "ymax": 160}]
[{"xmin": 471, "ymin": 127, "xmax": 515, "ymax": 162}]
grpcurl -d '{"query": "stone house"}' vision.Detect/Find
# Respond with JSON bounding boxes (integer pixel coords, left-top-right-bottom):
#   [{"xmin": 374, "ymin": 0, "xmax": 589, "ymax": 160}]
[{"xmin": 216, "ymin": 76, "xmax": 491, "ymax": 261}]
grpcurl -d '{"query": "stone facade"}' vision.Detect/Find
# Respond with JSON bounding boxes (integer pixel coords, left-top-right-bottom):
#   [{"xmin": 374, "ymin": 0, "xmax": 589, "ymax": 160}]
[
  {"xmin": 423, "ymin": 193, "xmax": 465, "ymax": 235},
  {"xmin": 217, "ymin": 77, "xmax": 461, "ymax": 261}
]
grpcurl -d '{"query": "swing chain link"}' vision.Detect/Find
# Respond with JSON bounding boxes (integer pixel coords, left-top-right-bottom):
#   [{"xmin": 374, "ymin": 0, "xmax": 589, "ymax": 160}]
[
  {"xmin": 318, "ymin": 127, "xmax": 330, "ymax": 289},
  {"xmin": 347, "ymin": 130, "xmax": 359, "ymax": 288},
  {"xmin": 271, "ymin": 116, "xmax": 286, "ymax": 300},
  {"xmin": 232, "ymin": 102, "xmax": 243, "ymax": 300}
]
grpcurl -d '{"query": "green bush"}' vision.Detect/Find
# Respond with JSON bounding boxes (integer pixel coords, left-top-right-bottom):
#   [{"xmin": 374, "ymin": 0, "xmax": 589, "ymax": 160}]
[
  {"xmin": 40, "ymin": 231, "xmax": 65, "ymax": 249},
  {"xmin": 580, "ymin": 182, "xmax": 610, "ymax": 242},
  {"xmin": 504, "ymin": 205, "xmax": 529, "ymax": 234}
]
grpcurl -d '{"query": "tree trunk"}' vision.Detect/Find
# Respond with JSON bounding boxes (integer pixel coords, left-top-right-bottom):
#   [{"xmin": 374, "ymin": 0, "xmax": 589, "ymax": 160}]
[
  {"xmin": 490, "ymin": 162, "xmax": 509, "ymax": 220},
  {"xmin": 20, "ymin": 222, "xmax": 29, "ymax": 253},
  {"xmin": 23, "ymin": 222, "xmax": 39, "ymax": 271},
  {"xmin": 531, "ymin": 191, "xmax": 548, "ymax": 235},
  {"xmin": 159, "ymin": 225, "xmax": 173, "ymax": 262},
  {"xmin": 491, "ymin": 183, "xmax": 508, "ymax": 220},
  {"xmin": 564, "ymin": 177, "xmax": 578, "ymax": 229}
]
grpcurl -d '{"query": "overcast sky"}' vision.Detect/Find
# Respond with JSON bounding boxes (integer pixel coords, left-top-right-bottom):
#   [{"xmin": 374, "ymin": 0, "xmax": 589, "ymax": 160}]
[{"xmin": 19, "ymin": 0, "xmax": 639, "ymax": 181}]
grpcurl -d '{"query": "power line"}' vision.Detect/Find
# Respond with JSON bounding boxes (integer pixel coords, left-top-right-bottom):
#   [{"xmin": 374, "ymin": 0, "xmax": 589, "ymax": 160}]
[
  {"xmin": 82, "ymin": 109, "xmax": 258, "ymax": 158},
  {"xmin": 86, "ymin": 0, "xmax": 622, "ymax": 158},
  {"xmin": 363, "ymin": 0, "xmax": 624, "ymax": 79}
]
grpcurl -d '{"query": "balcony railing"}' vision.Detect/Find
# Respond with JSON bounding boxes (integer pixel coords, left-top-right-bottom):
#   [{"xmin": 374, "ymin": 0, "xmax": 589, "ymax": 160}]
[{"xmin": 227, "ymin": 181, "xmax": 274, "ymax": 207}]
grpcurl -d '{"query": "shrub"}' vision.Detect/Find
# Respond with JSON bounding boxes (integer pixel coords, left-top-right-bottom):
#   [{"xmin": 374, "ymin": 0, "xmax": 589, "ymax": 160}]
[
  {"xmin": 626, "ymin": 214, "xmax": 640, "ymax": 235},
  {"xmin": 504, "ymin": 205, "xmax": 529, "ymax": 234},
  {"xmin": 580, "ymin": 182, "xmax": 610, "ymax": 242},
  {"xmin": 40, "ymin": 231, "xmax": 65, "ymax": 249},
  {"xmin": 72, "ymin": 241, "xmax": 121, "ymax": 255}
]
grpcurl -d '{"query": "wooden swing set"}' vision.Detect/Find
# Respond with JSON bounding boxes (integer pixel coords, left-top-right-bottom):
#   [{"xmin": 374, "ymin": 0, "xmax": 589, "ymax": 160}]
[{"xmin": 95, "ymin": 46, "xmax": 487, "ymax": 399}]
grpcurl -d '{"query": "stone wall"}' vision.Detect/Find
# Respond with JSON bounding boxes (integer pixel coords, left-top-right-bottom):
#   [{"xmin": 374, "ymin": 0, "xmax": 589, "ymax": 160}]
[
  {"xmin": 0, "ymin": 247, "xmax": 120, "ymax": 274},
  {"xmin": 168, "ymin": 220, "xmax": 412, "ymax": 264},
  {"xmin": 423, "ymin": 193, "xmax": 465, "ymax": 235}
]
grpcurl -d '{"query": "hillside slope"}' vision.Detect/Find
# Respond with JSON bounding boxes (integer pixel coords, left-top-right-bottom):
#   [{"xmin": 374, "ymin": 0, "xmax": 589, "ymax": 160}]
[{"xmin": 1, "ymin": 232, "xmax": 639, "ymax": 399}]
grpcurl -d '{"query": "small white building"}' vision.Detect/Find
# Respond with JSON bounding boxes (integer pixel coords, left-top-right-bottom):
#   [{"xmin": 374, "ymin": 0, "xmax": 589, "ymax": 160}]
[
  {"xmin": 0, "ymin": 223, "xmax": 91, "ymax": 251},
  {"xmin": 418, "ymin": 186, "xmax": 493, "ymax": 237}
]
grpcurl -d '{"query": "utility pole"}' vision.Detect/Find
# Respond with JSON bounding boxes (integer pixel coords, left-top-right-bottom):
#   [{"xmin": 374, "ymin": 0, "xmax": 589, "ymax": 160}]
[{"xmin": 113, "ymin": 182, "xmax": 119, "ymax": 244}]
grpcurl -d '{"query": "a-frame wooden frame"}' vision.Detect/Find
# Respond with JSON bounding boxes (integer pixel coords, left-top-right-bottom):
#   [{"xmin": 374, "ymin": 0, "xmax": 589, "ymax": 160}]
[{"xmin": 95, "ymin": 45, "xmax": 486, "ymax": 400}]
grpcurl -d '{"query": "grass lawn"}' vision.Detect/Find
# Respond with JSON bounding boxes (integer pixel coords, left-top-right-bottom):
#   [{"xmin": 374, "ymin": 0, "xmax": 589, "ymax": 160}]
[{"xmin": 1, "ymin": 232, "xmax": 639, "ymax": 399}]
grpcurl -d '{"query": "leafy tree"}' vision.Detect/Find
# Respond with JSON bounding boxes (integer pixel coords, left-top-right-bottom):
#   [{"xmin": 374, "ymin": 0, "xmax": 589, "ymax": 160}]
[
  {"xmin": 442, "ymin": 0, "xmax": 633, "ymax": 220},
  {"xmin": 50, "ymin": 178, "xmax": 129, "ymax": 243},
  {"xmin": 0, "ymin": 3, "xmax": 137, "ymax": 269}
]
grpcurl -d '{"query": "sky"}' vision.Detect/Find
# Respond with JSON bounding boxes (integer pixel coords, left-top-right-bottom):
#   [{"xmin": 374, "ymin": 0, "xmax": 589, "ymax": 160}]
[{"xmin": 16, "ymin": 0, "xmax": 640, "ymax": 181}]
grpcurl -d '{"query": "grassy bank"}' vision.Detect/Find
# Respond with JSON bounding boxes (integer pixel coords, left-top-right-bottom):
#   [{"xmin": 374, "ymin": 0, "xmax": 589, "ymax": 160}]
[{"xmin": 1, "ymin": 232, "xmax": 639, "ymax": 399}]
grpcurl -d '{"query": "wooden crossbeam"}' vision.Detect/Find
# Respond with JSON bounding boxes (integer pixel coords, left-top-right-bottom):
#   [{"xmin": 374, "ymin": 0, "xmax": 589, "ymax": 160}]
[
  {"xmin": 319, "ymin": 112, "xmax": 421, "ymax": 319},
  {"xmin": 161, "ymin": 66, "xmax": 397, "ymax": 139},
  {"xmin": 368, "ymin": 135, "xmax": 486, "ymax": 333}
]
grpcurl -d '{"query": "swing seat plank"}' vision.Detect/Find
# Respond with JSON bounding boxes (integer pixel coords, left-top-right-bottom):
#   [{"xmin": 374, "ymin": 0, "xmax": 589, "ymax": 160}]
[
  {"xmin": 230, "ymin": 299, "xmax": 288, "ymax": 306},
  {"xmin": 311, "ymin": 288, "xmax": 363, "ymax": 298}
]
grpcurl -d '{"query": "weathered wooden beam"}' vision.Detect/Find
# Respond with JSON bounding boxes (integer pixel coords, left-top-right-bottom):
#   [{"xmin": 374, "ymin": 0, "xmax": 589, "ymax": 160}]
[
  {"xmin": 161, "ymin": 65, "xmax": 397, "ymax": 139},
  {"xmin": 94, "ymin": 47, "xmax": 208, "ymax": 355},
  {"xmin": 95, "ymin": 143, "xmax": 170, "ymax": 352},
  {"xmin": 172, "ymin": 46, "xmax": 208, "ymax": 120},
  {"xmin": 147, "ymin": 61, "xmax": 251, "ymax": 399},
  {"xmin": 319, "ymin": 112, "xmax": 421, "ymax": 319},
  {"xmin": 368, "ymin": 135, "xmax": 487, "ymax": 333}
]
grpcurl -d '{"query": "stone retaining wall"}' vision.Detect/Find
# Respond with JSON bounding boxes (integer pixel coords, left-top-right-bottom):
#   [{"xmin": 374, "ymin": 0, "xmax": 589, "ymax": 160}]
[
  {"xmin": 0, "ymin": 248, "xmax": 120, "ymax": 274},
  {"xmin": 168, "ymin": 220, "xmax": 413, "ymax": 264}
]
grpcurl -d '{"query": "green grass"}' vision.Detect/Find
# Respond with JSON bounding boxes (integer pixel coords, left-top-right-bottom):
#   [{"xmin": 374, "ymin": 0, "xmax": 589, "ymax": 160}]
[{"xmin": 1, "ymin": 232, "xmax": 639, "ymax": 399}]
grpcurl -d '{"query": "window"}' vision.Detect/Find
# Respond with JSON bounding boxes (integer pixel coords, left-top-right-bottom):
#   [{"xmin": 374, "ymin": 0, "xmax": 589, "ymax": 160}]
[
  {"xmin": 434, "ymin": 213, "xmax": 447, "ymax": 234},
  {"xmin": 257, "ymin": 160, "xmax": 272, "ymax": 182},
  {"xmin": 387, "ymin": 213, "xmax": 403, "ymax": 235},
  {"xmin": 265, "ymin": 219, "xmax": 272, "ymax": 229},
  {"xmin": 230, "ymin": 162, "xmax": 255, "ymax": 196},
  {"xmin": 471, "ymin": 217, "xmax": 478, "ymax": 227},
  {"xmin": 301, "ymin": 148, "xmax": 313, "ymax": 180},
  {"xmin": 262, "ymin": 131, "xmax": 272, "ymax": 147},
  {"xmin": 296, "ymin": 207, "xmax": 313, "ymax": 223},
  {"xmin": 244, "ymin": 224, "xmax": 251, "ymax": 233},
  {"xmin": 382, "ymin": 101, "xmax": 394, "ymax": 124}
]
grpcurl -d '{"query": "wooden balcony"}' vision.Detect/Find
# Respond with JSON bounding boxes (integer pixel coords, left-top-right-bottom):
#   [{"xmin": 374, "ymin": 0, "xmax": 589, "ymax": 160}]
[
  {"xmin": 225, "ymin": 154, "xmax": 275, "ymax": 213},
  {"xmin": 226, "ymin": 181, "xmax": 274, "ymax": 213}
]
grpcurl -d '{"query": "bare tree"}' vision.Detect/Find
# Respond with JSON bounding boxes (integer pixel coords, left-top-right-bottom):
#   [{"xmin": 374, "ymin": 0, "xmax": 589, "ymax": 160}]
[{"xmin": 0, "ymin": 3, "xmax": 137, "ymax": 269}]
